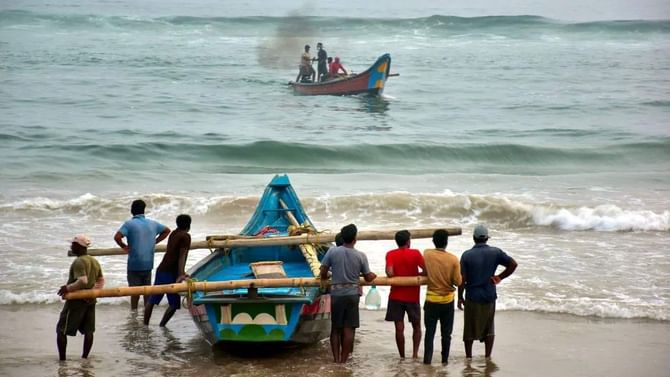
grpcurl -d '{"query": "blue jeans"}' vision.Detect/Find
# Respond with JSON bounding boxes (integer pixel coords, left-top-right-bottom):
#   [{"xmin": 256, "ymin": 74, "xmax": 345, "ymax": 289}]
[{"xmin": 423, "ymin": 300, "xmax": 455, "ymax": 364}]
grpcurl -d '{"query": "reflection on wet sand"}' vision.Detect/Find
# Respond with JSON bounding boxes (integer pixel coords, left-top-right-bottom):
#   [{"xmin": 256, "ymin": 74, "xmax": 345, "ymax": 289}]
[
  {"xmin": 58, "ymin": 359, "xmax": 96, "ymax": 377},
  {"xmin": 462, "ymin": 359, "xmax": 499, "ymax": 377}
]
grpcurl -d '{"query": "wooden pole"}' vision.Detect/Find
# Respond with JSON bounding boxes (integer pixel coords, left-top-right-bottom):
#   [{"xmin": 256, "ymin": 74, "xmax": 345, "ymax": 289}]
[
  {"xmin": 64, "ymin": 276, "xmax": 427, "ymax": 300},
  {"xmin": 84, "ymin": 227, "xmax": 461, "ymax": 257}
]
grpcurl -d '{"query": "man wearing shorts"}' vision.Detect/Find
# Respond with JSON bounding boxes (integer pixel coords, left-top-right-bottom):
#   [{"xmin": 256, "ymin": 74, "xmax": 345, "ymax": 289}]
[
  {"xmin": 320, "ymin": 224, "xmax": 377, "ymax": 363},
  {"xmin": 144, "ymin": 214, "xmax": 191, "ymax": 326},
  {"xmin": 385, "ymin": 230, "xmax": 426, "ymax": 359},
  {"xmin": 114, "ymin": 199, "xmax": 170, "ymax": 310},
  {"xmin": 57, "ymin": 235, "xmax": 104, "ymax": 360},
  {"xmin": 458, "ymin": 224, "xmax": 517, "ymax": 358}
]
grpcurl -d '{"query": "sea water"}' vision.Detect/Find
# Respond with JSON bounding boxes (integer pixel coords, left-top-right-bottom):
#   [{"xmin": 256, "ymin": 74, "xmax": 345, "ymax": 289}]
[{"xmin": 1, "ymin": 0, "xmax": 669, "ymax": 324}]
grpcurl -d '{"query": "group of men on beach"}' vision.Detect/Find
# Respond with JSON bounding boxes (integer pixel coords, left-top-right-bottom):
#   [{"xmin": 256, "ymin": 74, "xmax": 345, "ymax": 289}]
[
  {"xmin": 57, "ymin": 200, "xmax": 516, "ymax": 365},
  {"xmin": 56, "ymin": 199, "xmax": 192, "ymax": 360},
  {"xmin": 320, "ymin": 224, "xmax": 517, "ymax": 364},
  {"xmin": 296, "ymin": 42, "xmax": 348, "ymax": 83}
]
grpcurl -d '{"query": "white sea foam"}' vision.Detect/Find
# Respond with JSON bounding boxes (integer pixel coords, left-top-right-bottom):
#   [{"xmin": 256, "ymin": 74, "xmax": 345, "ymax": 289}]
[
  {"xmin": 1, "ymin": 192, "xmax": 668, "ymax": 232},
  {"xmin": 530, "ymin": 204, "xmax": 670, "ymax": 232},
  {"xmin": 497, "ymin": 296, "xmax": 669, "ymax": 321}
]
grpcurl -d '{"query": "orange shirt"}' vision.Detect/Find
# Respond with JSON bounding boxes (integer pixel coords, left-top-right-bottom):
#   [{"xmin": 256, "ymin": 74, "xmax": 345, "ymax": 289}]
[{"xmin": 423, "ymin": 249, "xmax": 462, "ymax": 303}]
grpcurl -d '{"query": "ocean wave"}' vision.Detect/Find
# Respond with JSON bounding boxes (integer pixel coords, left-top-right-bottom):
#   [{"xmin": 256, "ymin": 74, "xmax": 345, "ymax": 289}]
[
  {"xmin": 1, "ymin": 192, "xmax": 667, "ymax": 232},
  {"xmin": 498, "ymin": 296, "xmax": 668, "ymax": 321},
  {"xmin": 3, "ymin": 139, "xmax": 670, "ymax": 176},
  {"xmin": 2, "ymin": 10, "xmax": 669, "ymax": 36}
]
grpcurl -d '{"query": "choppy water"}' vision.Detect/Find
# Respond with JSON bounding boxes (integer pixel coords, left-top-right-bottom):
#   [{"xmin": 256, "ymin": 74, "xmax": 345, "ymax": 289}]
[{"xmin": 0, "ymin": 0, "xmax": 669, "ymax": 329}]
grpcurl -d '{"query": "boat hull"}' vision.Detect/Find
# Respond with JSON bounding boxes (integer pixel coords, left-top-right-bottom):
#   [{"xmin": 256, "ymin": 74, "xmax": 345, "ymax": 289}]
[
  {"xmin": 289, "ymin": 53, "xmax": 391, "ymax": 96},
  {"xmin": 188, "ymin": 293, "xmax": 331, "ymax": 345},
  {"xmin": 186, "ymin": 175, "xmax": 332, "ymax": 345}
]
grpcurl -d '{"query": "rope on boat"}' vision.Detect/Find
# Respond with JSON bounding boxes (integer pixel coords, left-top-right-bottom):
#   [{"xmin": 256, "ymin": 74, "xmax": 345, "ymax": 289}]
[
  {"xmin": 288, "ymin": 223, "xmax": 325, "ymax": 278},
  {"xmin": 186, "ymin": 278, "xmax": 195, "ymax": 306}
]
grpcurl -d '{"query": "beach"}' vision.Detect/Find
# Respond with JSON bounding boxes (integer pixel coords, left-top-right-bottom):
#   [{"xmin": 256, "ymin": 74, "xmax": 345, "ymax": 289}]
[{"xmin": 1, "ymin": 304, "xmax": 668, "ymax": 377}]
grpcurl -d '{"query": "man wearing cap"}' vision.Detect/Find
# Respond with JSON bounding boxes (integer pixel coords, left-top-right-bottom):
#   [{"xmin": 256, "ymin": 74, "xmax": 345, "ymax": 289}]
[
  {"xmin": 296, "ymin": 44, "xmax": 316, "ymax": 83},
  {"xmin": 57, "ymin": 235, "xmax": 104, "ymax": 361},
  {"xmin": 458, "ymin": 224, "xmax": 517, "ymax": 359},
  {"xmin": 114, "ymin": 199, "xmax": 170, "ymax": 310}
]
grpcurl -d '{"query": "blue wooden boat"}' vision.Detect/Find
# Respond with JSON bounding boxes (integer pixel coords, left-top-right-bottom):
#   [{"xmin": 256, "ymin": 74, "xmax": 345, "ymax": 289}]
[{"xmin": 186, "ymin": 175, "xmax": 331, "ymax": 345}]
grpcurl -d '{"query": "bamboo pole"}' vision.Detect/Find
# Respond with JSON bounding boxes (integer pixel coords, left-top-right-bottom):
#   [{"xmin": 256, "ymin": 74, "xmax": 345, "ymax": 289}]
[
  {"xmin": 84, "ymin": 227, "xmax": 461, "ymax": 257},
  {"xmin": 64, "ymin": 276, "xmax": 427, "ymax": 300}
]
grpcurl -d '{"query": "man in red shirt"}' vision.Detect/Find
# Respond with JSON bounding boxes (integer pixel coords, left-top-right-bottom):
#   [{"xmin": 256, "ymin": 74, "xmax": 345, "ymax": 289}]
[
  {"xmin": 329, "ymin": 57, "xmax": 348, "ymax": 78},
  {"xmin": 385, "ymin": 230, "xmax": 426, "ymax": 359}
]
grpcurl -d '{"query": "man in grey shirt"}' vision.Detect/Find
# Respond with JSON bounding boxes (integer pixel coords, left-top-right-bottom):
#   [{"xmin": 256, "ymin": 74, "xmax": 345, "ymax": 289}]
[{"xmin": 320, "ymin": 224, "xmax": 377, "ymax": 363}]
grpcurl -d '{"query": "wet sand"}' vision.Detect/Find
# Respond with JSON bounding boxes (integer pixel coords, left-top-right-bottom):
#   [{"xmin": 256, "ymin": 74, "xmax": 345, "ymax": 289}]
[{"xmin": 0, "ymin": 304, "xmax": 668, "ymax": 377}]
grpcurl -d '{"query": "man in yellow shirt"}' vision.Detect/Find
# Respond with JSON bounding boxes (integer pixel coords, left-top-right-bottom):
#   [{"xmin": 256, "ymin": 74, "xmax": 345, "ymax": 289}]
[{"xmin": 422, "ymin": 229, "xmax": 462, "ymax": 365}]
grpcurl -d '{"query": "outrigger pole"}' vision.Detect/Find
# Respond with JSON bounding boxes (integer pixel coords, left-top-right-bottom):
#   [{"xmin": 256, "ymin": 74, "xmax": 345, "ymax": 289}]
[
  {"xmin": 80, "ymin": 227, "xmax": 462, "ymax": 257},
  {"xmin": 64, "ymin": 276, "xmax": 427, "ymax": 301}
]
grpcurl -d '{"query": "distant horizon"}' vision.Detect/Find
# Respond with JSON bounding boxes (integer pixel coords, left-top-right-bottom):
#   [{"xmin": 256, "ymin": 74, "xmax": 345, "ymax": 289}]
[{"xmin": 2, "ymin": 0, "xmax": 670, "ymax": 22}]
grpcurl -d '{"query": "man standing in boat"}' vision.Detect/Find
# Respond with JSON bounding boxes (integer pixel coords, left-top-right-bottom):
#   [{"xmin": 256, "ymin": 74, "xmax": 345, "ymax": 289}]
[
  {"xmin": 296, "ymin": 44, "xmax": 315, "ymax": 83},
  {"xmin": 57, "ymin": 235, "xmax": 104, "ymax": 361},
  {"xmin": 144, "ymin": 214, "xmax": 192, "ymax": 327},
  {"xmin": 114, "ymin": 199, "xmax": 170, "ymax": 310},
  {"xmin": 385, "ymin": 230, "xmax": 426, "ymax": 359},
  {"xmin": 315, "ymin": 42, "xmax": 328, "ymax": 82},
  {"xmin": 320, "ymin": 224, "xmax": 377, "ymax": 363}
]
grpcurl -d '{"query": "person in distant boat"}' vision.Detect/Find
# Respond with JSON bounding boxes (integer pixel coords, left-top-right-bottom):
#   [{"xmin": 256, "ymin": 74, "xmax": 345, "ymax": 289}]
[
  {"xmin": 320, "ymin": 224, "xmax": 377, "ymax": 363},
  {"xmin": 422, "ymin": 229, "xmax": 462, "ymax": 365},
  {"xmin": 327, "ymin": 57, "xmax": 334, "ymax": 75},
  {"xmin": 315, "ymin": 42, "xmax": 328, "ymax": 82},
  {"xmin": 296, "ymin": 44, "xmax": 315, "ymax": 83},
  {"xmin": 385, "ymin": 230, "xmax": 426, "ymax": 359},
  {"xmin": 57, "ymin": 235, "xmax": 104, "ymax": 361},
  {"xmin": 144, "ymin": 214, "xmax": 192, "ymax": 327},
  {"xmin": 114, "ymin": 199, "xmax": 170, "ymax": 310},
  {"xmin": 329, "ymin": 56, "xmax": 348, "ymax": 78},
  {"xmin": 458, "ymin": 225, "xmax": 517, "ymax": 359}
]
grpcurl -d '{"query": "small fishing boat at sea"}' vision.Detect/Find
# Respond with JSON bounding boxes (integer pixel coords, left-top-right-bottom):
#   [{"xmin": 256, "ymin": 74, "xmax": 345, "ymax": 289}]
[
  {"xmin": 186, "ymin": 175, "xmax": 331, "ymax": 345},
  {"xmin": 289, "ymin": 53, "xmax": 392, "ymax": 96}
]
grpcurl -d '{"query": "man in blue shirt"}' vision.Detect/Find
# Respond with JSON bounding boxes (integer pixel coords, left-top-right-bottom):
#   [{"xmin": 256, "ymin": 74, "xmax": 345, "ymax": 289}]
[
  {"xmin": 114, "ymin": 199, "xmax": 170, "ymax": 310},
  {"xmin": 458, "ymin": 224, "xmax": 517, "ymax": 359}
]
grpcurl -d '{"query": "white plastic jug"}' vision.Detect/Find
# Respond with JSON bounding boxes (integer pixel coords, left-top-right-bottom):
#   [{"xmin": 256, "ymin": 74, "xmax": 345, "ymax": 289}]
[{"xmin": 364, "ymin": 285, "xmax": 381, "ymax": 310}]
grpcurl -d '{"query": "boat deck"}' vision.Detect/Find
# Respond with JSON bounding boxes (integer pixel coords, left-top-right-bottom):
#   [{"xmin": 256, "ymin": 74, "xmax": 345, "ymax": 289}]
[{"xmin": 200, "ymin": 261, "xmax": 316, "ymax": 297}]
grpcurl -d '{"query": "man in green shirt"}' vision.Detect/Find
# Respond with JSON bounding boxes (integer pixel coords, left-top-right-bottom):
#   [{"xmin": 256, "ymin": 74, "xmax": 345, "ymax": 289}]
[{"xmin": 56, "ymin": 235, "xmax": 104, "ymax": 361}]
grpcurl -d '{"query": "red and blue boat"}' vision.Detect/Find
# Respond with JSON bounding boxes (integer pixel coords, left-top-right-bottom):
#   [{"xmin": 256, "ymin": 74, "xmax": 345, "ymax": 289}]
[{"xmin": 289, "ymin": 53, "xmax": 392, "ymax": 96}]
